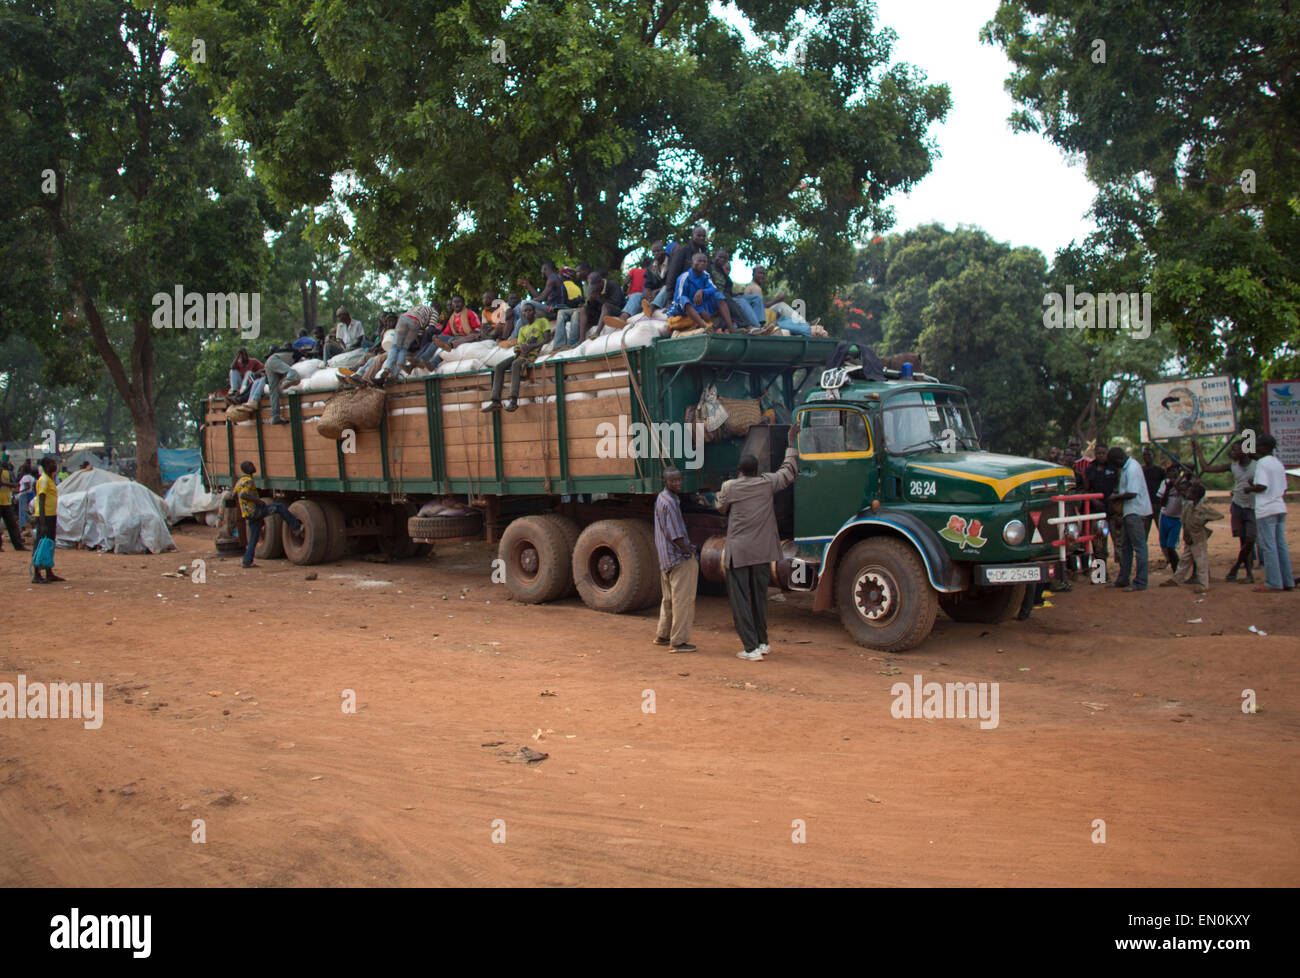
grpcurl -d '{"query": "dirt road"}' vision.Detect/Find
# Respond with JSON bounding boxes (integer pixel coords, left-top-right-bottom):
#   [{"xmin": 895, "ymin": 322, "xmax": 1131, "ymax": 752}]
[{"xmin": 2, "ymin": 513, "xmax": 1297, "ymax": 887}]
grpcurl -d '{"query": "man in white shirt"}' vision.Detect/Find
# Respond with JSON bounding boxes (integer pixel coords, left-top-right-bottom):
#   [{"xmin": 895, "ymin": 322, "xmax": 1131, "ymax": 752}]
[
  {"xmin": 1108, "ymin": 446, "xmax": 1153, "ymax": 591},
  {"xmin": 332, "ymin": 306, "xmax": 366, "ymax": 353},
  {"xmin": 1252, "ymin": 434, "xmax": 1294, "ymax": 591}
]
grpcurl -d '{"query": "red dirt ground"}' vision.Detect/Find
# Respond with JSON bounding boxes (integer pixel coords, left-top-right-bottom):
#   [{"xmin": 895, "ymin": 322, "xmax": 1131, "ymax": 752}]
[{"xmin": 2, "ymin": 499, "xmax": 1297, "ymax": 887}]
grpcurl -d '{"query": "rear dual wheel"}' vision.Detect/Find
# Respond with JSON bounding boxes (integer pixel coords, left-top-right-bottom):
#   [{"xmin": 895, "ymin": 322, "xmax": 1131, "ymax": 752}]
[
  {"xmin": 499, "ymin": 514, "xmax": 580, "ymax": 603},
  {"xmin": 572, "ymin": 519, "xmax": 659, "ymax": 613}
]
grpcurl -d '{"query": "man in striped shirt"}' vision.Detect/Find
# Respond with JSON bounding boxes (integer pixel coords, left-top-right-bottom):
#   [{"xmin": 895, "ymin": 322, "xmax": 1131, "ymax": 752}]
[
  {"xmin": 653, "ymin": 467, "xmax": 698, "ymax": 653},
  {"xmin": 376, "ymin": 302, "xmax": 440, "ymax": 384}
]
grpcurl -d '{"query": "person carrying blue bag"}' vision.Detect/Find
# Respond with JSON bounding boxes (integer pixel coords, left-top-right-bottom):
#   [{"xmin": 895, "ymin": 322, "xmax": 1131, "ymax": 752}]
[{"xmin": 31, "ymin": 456, "xmax": 65, "ymax": 584}]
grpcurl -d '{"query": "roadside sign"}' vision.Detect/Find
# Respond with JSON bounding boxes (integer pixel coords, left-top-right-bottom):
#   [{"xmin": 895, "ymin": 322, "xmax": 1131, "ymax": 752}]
[
  {"xmin": 1262, "ymin": 379, "xmax": 1300, "ymax": 465},
  {"xmin": 1142, "ymin": 375, "xmax": 1236, "ymax": 440}
]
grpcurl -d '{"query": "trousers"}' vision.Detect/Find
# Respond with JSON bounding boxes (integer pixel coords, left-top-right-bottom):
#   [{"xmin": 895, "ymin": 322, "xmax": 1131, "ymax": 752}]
[
  {"xmin": 725, "ymin": 562, "xmax": 771, "ymax": 652},
  {"xmin": 656, "ymin": 557, "xmax": 698, "ymax": 647}
]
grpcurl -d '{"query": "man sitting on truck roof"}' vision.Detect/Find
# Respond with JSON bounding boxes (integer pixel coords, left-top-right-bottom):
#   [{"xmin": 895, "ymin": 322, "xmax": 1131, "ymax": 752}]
[
  {"xmin": 517, "ymin": 261, "xmax": 567, "ymax": 325},
  {"xmin": 711, "ymin": 247, "xmax": 766, "ymax": 330},
  {"xmin": 668, "ymin": 251, "xmax": 734, "ymax": 332},
  {"xmin": 575, "ymin": 270, "xmax": 627, "ymax": 344},
  {"xmin": 373, "ymin": 303, "xmax": 440, "ymax": 385},
  {"xmin": 482, "ymin": 304, "xmax": 552, "ymax": 413},
  {"xmin": 657, "ymin": 225, "xmax": 710, "ymax": 308},
  {"xmin": 745, "ymin": 266, "xmax": 819, "ymax": 336}
]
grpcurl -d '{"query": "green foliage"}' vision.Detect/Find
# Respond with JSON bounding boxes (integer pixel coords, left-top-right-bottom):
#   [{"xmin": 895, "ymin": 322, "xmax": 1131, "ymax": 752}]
[
  {"xmin": 983, "ymin": 0, "xmax": 1300, "ymax": 390},
  {"xmin": 836, "ymin": 224, "xmax": 1178, "ymax": 456},
  {"xmin": 163, "ymin": 0, "xmax": 950, "ymax": 317},
  {"xmin": 0, "ymin": 0, "xmax": 268, "ymax": 488}
]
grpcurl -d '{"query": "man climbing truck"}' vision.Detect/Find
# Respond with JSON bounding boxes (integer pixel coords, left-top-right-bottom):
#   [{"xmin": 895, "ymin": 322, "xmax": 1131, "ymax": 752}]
[{"xmin": 202, "ymin": 334, "xmax": 1076, "ymax": 653}]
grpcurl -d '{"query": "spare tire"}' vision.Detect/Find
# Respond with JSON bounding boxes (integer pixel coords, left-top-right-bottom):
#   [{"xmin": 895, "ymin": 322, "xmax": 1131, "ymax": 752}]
[
  {"xmin": 572, "ymin": 519, "xmax": 659, "ymax": 614},
  {"xmin": 254, "ymin": 498, "xmax": 285, "ymax": 560},
  {"xmin": 499, "ymin": 515, "xmax": 573, "ymax": 604},
  {"xmin": 282, "ymin": 499, "xmax": 330, "ymax": 565},
  {"xmin": 408, "ymin": 511, "xmax": 484, "ymax": 541}
]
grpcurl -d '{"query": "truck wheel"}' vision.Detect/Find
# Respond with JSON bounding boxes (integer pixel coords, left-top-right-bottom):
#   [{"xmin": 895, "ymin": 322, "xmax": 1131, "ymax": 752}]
[
  {"xmin": 835, "ymin": 538, "xmax": 938, "ymax": 653},
  {"xmin": 254, "ymin": 498, "xmax": 284, "ymax": 560},
  {"xmin": 573, "ymin": 519, "xmax": 658, "ymax": 614},
  {"xmin": 499, "ymin": 515, "xmax": 572, "ymax": 603},
  {"xmin": 407, "ymin": 511, "xmax": 484, "ymax": 540},
  {"xmin": 282, "ymin": 499, "xmax": 330, "ymax": 565},
  {"xmin": 938, "ymin": 585, "xmax": 1026, "ymax": 624},
  {"xmin": 536, "ymin": 514, "xmax": 581, "ymax": 597},
  {"xmin": 624, "ymin": 519, "xmax": 664, "ymax": 610},
  {"xmin": 320, "ymin": 500, "xmax": 348, "ymax": 562}
]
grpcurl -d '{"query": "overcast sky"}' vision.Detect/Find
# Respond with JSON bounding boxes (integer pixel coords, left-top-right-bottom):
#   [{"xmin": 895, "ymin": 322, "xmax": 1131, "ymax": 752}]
[
  {"xmin": 724, "ymin": 0, "xmax": 1099, "ymax": 275},
  {"xmin": 872, "ymin": 0, "xmax": 1098, "ymax": 260}
]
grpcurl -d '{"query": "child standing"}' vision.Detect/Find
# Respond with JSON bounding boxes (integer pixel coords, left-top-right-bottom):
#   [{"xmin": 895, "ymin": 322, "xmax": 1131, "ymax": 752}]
[{"xmin": 31, "ymin": 456, "xmax": 65, "ymax": 584}]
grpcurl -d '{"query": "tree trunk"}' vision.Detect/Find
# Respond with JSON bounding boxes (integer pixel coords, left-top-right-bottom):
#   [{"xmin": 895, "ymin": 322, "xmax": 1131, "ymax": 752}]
[{"xmin": 80, "ymin": 295, "xmax": 163, "ymax": 493}]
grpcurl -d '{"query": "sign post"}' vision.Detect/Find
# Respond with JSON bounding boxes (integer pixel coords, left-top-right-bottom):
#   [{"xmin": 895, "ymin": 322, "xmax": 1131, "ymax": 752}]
[
  {"xmin": 1142, "ymin": 375, "xmax": 1237, "ymax": 440},
  {"xmin": 1262, "ymin": 379, "xmax": 1300, "ymax": 466}
]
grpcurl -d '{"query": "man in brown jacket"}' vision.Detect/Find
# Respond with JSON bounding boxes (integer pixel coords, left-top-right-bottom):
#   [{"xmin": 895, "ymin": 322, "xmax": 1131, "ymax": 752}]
[{"xmin": 716, "ymin": 424, "xmax": 800, "ymax": 660}]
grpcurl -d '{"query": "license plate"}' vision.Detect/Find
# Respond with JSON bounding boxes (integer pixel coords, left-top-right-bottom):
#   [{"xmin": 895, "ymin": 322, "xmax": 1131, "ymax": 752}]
[{"xmin": 982, "ymin": 565, "xmax": 1043, "ymax": 584}]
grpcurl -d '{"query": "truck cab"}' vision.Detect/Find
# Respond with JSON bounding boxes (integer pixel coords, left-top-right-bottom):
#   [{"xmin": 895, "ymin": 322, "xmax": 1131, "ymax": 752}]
[{"xmin": 787, "ymin": 366, "xmax": 1074, "ymax": 651}]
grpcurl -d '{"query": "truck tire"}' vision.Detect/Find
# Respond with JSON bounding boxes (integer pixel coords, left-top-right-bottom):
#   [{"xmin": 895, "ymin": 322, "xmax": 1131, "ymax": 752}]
[
  {"xmin": 254, "ymin": 498, "xmax": 285, "ymax": 560},
  {"xmin": 320, "ymin": 500, "xmax": 348, "ymax": 562},
  {"xmin": 624, "ymin": 519, "xmax": 664, "ymax": 610},
  {"xmin": 536, "ymin": 513, "xmax": 581, "ymax": 597},
  {"xmin": 835, "ymin": 538, "xmax": 938, "ymax": 653},
  {"xmin": 499, "ymin": 515, "xmax": 572, "ymax": 604},
  {"xmin": 407, "ymin": 511, "xmax": 484, "ymax": 541},
  {"xmin": 938, "ymin": 584, "xmax": 1026, "ymax": 624},
  {"xmin": 282, "ymin": 499, "xmax": 330, "ymax": 565},
  {"xmin": 573, "ymin": 519, "xmax": 658, "ymax": 614}
]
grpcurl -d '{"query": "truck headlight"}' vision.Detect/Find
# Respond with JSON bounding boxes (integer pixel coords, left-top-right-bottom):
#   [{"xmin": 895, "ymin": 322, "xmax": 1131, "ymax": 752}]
[{"xmin": 1003, "ymin": 519, "xmax": 1026, "ymax": 545}]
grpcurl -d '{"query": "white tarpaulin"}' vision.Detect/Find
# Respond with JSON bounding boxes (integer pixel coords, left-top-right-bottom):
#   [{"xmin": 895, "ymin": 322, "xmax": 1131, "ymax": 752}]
[
  {"xmin": 57, "ymin": 481, "xmax": 176, "ymax": 554},
  {"xmin": 57, "ymin": 466, "xmax": 129, "ymax": 497},
  {"xmin": 163, "ymin": 472, "xmax": 221, "ymax": 524}
]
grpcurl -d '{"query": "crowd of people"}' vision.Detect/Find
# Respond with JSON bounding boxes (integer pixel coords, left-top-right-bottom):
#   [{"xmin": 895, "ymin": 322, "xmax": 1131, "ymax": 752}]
[
  {"xmin": 1042, "ymin": 435, "xmax": 1293, "ymax": 595},
  {"xmin": 223, "ymin": 228, "xmax": 827, "ymax": 418}
]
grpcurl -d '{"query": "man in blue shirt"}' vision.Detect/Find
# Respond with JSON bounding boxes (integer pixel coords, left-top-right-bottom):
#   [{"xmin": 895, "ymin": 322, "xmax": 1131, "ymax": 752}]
[
  {"xmin": 667, "ymin": 251, "xmax": 735, "ymax": 332},
  {"xmin": 1108, "ymin": 446, "xmax": 1153, "ymax": 591},
  {"xmin": 653, "ymin": 467, "xmax": 698, "ymax": 652}
]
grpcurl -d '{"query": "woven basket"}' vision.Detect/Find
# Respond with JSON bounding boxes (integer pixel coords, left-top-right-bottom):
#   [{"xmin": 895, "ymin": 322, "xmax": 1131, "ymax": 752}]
[
  {"xmin": 718, "ymin": 397, "xmax": 763, "ymax": 438},
  {"xmin": 318, "ymin": 387, "xmax": 386, "ymax": 440},
  {"xmin": 225, "ymin": 402, "xmax": 256, "ymax": 423}
]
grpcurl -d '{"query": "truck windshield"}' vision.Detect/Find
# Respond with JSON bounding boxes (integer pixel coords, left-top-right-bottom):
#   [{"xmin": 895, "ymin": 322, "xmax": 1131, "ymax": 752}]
[{"xmin": 882, "ymin": 390, "xmax": 981, "ymax": 455}]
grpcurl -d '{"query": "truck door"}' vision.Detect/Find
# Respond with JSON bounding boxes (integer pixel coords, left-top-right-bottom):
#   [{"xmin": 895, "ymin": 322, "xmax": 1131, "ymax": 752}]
[{"xmin": 793, "ymin": 406, "xmax": 878, "ymax": 544}]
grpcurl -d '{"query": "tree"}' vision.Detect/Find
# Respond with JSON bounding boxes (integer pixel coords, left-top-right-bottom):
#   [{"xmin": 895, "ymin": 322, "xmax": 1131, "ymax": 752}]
[
  {"xmin": 0, "ymin": 0, "xmax": 266, "ymax": 491},
  {"xmin": 982, "ymin": 1, "xmax": 1300, "ymax": 386},
  {"xmin": 164, "ymin": 0, "xmax": 950, "ymax": 316}
]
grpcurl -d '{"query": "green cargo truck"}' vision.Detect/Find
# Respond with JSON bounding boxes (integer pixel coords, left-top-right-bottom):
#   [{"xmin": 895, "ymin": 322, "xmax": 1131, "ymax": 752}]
[{"xmin": 202, "ymin": 333, "xmax": 1075, "ymax": 651}]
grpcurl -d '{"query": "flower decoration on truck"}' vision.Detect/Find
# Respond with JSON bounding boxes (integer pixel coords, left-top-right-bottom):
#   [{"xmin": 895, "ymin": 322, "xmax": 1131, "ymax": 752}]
[{"xmin": 939, "ymin": 515, "xmax": 988, "ymax": 549}]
